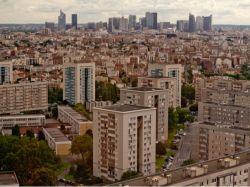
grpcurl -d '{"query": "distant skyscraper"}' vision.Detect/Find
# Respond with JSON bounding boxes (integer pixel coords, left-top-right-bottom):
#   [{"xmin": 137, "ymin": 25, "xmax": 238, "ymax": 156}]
[
  {"xmin": 45, "ymin": 22, "xmax": 55, "ymax": 32},
  {"xmin": 58, "ymin": 10, "xmax": 66, "ymax": 31},
  {"xmin": 128, "ymin": 15, "xmax": 136, "ymax": 30},
  {"xmin": 146, "ymin": 12, "xmax": 157, "ymax": 29},
  {"xmin": 72, "ymin": 14, "xmax": 78, "ymax": 29},
  {"xmin": 203, "ymin": 15, "xmax": 213, "ymax": 31},
  {"xmin": 189, "ymin": 13, "xmax": 196, "ymax": 33},
  {"xmin": 196, "ymin": 16, "xmax": 204, "ymax": 31},
  {"xmin": 119, "ymin": 17, "xmax": 128, "ymax": 31},
  {"xmin": 0, "ymin": 61, "xmax": 13, "ymax": 85},
  {"xmin": 176, "ymin": 20, "xmax": 189, "ymax": 32},
  {"xmin": 63, "ymin": 62, "xmax": 95, "ymax": 105},
  {"xmin": 108, "ymin": 17, "xmax": 120, "ymax": 32},
  {"xmin": 140, "ymin": 17, "xmax": 146, "ymax": 29}
]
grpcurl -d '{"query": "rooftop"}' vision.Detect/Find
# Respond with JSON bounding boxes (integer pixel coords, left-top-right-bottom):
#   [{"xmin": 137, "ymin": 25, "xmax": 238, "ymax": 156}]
[
  {"xmin": 100, "ymin": 104, "xmax": 154, "ymax": 112},
  {"xmin": 125, "ymin": 87, "xmax": 164, "ymax": 92},
  {"xmin": 58, "ymin": 105, "xmax": 88, "ymax": 122},
  {"xmin": 0, "ymin": 172, "xmax": 19, "ymax": 186},
  {"xmin": 111, "ymin": 150, "xmax": 250, "ymax": 186},
  {"xmin": 43, "ymin": 128, "xmax": 70, "ymax": 143}
]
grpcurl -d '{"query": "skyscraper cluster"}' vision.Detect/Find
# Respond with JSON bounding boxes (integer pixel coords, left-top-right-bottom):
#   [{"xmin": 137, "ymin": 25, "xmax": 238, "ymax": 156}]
[{"xmin": 177, "ymin": 14, "xmax": 212, "ymax": 32}]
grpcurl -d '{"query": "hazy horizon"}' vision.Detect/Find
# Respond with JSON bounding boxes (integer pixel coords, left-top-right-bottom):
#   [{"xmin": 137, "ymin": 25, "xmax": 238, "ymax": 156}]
[{"xmin": 0, "ymin": 0, "xmax": 250, "ymax": 25}]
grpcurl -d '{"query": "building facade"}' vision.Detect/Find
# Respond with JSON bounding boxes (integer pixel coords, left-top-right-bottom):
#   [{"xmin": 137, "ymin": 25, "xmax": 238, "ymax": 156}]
[
  {"xmin": 0, "ymin": 82, "xmax": 48, "ymax": 114},
  {"xmin": 148, "ymin": 63, "xmax": 183, "ymax": 106},
  {"xmin": 58, "ymin": 10, "xmax": 66, "ymax": 31},
  {"xmin": 0, "ymin": 115, "xmax": 45, "ymax": 129},
  {"xmin": 93, "ymin": 105, "xmax": 156, "ymax": 181},
  {"xmin": 120, "ymin": 87, "xmax": 168, "ymax": 142},
  {"xmin": 145, "ymin": 12, "xmax": 157, "ymax": 29},
  {"xmin": 43, "ymin": 128, "xmax": 71, "ymax": 156},
  {"xmin": 72, "ymin": 14, "xmax": 78, "ymax": 29},
  {"xmin": 58, "ymin": 105, "xmax": 92, "ymax": 135},
  {"xmin": 0, "ymin": 61, "xmax": 13, "ymax": 85},
  {"xmin": 63, "ymin": 62, "xmax": 95, "ymax": 105},
  {"xmin": 138, "ymin": 76, "xmax": 178, "ymax": 108}
]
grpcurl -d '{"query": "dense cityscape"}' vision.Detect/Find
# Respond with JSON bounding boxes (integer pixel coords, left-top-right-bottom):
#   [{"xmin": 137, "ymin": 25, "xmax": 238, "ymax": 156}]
[{"xmin": 1, "ymin": 2, "xmax": 250, "ymax": 186}]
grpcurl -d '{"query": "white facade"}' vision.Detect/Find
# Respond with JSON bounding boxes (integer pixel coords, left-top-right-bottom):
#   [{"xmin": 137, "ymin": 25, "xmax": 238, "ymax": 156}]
[
  {"xmin": 63, "ymin": 62, "xmax": 95, "ymax": 105},
  {"xmin": 93, "ymin": 105, "xmax": 156, "ymax": 181}
]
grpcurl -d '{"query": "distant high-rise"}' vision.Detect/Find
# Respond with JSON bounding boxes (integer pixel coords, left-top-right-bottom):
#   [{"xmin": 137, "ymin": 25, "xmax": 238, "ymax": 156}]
[
  {"xmin": 203, "ymin": 15, "xmax": 213, "ymax": 31},
  {"xmin": 140, "ymin": 17, "xmax": 147, "ymax": 28},
  {"xmin": 196, "ymin": 16, "xmax": 204, "ymax": 31},
  {"xmin": 146, "ymin": 12, "xmax": 157, "ymax": 29},
  {"xmin": 63, "ymin": 62, "xmax": 95, "ymax": 105},
  {"xmin": 108, "ymin": 17, "xmax": 120, "ymax": 32},
  {"xmin": 128, "ymin": 15, "xmax": 136, "ymax": 30},
  {"xmin": 0, "ymin": 61, "xmax": 13, "ymax": 85},
  {"xmin": 58, "ymin": 10, "xmax": 66, "ymax": 31},
  {"xmin": 176, "ymin": 20, "xmax": 189, "ymax": 32},
  {"xmin": 45, "ymin": 22, "xmax": 55, "ymax": 32},
  {"xmin": 189, "ymin": 13, "xmax": 196, "ymax": 32},
  {"xmin": 119, "ymin": 17, "xmax": 128, "ymax": 31},
  {"xmin": 72, "ymin": 14, "xmax": 78, "ymax": 29}
]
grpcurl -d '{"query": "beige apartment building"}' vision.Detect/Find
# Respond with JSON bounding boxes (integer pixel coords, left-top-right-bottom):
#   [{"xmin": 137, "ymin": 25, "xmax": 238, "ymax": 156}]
[
  {"xmin": 58, "ymin": 105, "xmax": 92, "ymax": 135},
  {"xmin": 43, "ymin": 128, "xmax": 71, "ymax": 156},
  {"xmin": 93, "ymin": 105, "xmax": 156, "ymax": 181},
  {"xmin": 120, "ymin": 87, "xmax": 168, "ymax": 142},
  {"xmin": 194, "ymin": 123, "xmax": 250, "ymax": 161},
  {"xmin": 198, "ymin": 102, "xmax": 250, "ymax": 129},
  {"xmin": 0, "ymin": 115, "xmax": 45, "ymax": 129},
  {"xmin": 113, "ymin": 150, "xmax": 250, "ymax": 186},
  {"xmin": 148, "ymin": 63, "xmax": 183, "ymax": 106},
  {"xmin": 138, "ymin": 76, "xmax": 178, "ymax": 108},
  {"xmin": 0, "ymin": 82, "xmax": 48, "ymax": 114}
]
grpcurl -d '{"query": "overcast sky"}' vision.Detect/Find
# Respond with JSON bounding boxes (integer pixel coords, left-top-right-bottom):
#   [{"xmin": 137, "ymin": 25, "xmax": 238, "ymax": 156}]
[{"xmin": 0, "ymin": 0, "xmax": 250, "ymax": 24}]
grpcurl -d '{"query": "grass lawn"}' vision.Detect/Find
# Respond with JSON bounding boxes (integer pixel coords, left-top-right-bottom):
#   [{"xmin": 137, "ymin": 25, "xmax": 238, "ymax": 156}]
[
  {"xmin": 64, "ymin": 174, "xmax": 74, "ymax": 181},
  {"xmin": 156, "ymin": 156, "xmax": 165, "ymax": 172}
]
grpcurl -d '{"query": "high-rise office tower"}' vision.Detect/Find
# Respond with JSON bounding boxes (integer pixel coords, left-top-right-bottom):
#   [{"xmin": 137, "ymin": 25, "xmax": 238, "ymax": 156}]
[
  {"xmin": 148, "ymin": 63, "xmax": 183, "ymax": 106},
  {"xmin": 189, "ymin": 13, "xmax": 196, "ymax": 32},
  {"xmin": 119, "ymin": 17, "xmax": 128, "ymax": 31},
  {"xmin": 58, "ymin": 10, "xmax": 66, "ymax": 31},
  {"xmin": 120, "ymin": 87, "xmax": 169, "ymax": 142},
  {"xmin": 72, "ymin": 14, "xmax": 78, "ymax": 29},
  {"xmin": 108, "ymin": 17, "xmax": 120, "ymax": 32},
  {"xmin": 0, "ymin": 61, "xmax": 13, "ymax": 85},
  {"xmin": 63, "ymin": 62, "xmax": 95, "ymax": 105},
  {"xmin": 196, "ymin": 16, "xmax": 204, "ymax": 31},
  {"xmin": 45, "ymin": 22, "xmax": 55, "ymax": 32},
  {"xmin": 128, "ymin": 15, "xmax": 136, "ymax": 30},
  {"xmin": 176, "ymin": 20, "xmax": 189, "ymax": 32},
  {"xmin": 203, "ymin": 15, "xmax": 212, "ymax": 31},
  {"xmin": 93, "ymin": 105, "xmax": 156, "ymax": 181},
  {"xmin": 140, "ymin": 17, "xmax": 147, "ymax": 28},
  {"xmin": 146, "ymin": 12, "xmax": 157, "ymax": 29}
]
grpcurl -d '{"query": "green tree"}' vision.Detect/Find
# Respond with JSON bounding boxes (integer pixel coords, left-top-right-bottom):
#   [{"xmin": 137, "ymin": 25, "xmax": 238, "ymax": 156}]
[
  {"xmin": 71, "ymin": 134, "xmax": 93, "ymax": 169},
  {"xmin": 181, "ymin": 159, "xmax": 195, "ymax": 166},
  {"xmin": 121, "ymin": 171, "xmax": 138, "ymax": 180},
  {"xmin": 26, "ymin": 129, "xmax": 34, "ymax": 138},
  {"xmin": 156, "ymin": 142, "xmax": 166, "ymax": 155},
  {"xmin": 189, "ymin": 103, "xmax": 198, "ymax": 112},
  {"xmin": 29, "ymin": 167, "xmax": 57, "ymax": 186},
  {"xmin": 12, "ymin": 125, "xmax": 20, "ymax": 137},
  {"xmin": 187, "ymin": 69, "xmax": 193, "ymax": 84},
  {"xmin": 168, "ymin": 107, "xmax": 179, "ymax": 130},
  {"xmin": 181, "ymin": 84, "xmax": 195, "ymax": 103}
]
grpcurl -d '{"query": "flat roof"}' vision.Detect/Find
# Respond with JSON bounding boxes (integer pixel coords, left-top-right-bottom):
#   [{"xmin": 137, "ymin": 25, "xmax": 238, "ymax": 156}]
[
  {"xmin": 124, "ymin": 87, "xmax": 165, "ymax": 92},
  {"xmin": 0, "ymin": 172, "xmax": 19, "ymax": 186},
  {"xmin": 43, "ymin": 128, "xmax": 70, "ymax": 143},
  {"xmin": 58, "ymin": 105, "xmax": 88, "ymax": 122},
  {"xmin": 0, "ymin": 114, "xmax": 45, "ymax": 119},
  {"xmin": 99, "ymin": 104, "xmax": 154, "ymax": 112}
]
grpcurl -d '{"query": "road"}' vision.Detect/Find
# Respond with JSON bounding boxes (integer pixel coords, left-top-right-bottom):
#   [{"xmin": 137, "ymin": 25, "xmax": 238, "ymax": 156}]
[{"xmin": 171, "ymin": 124, "xmax": 195, "ymax": 169}]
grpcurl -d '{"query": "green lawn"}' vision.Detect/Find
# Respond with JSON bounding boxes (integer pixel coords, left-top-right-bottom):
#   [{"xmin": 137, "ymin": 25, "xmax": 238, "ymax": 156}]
[
  {"xmin": 156, "ymin": 156, "xmax": 165, "ymax": 172},
  {"xmin": 64, "ymin": 174, "xmax": 74, "ymax": 181}
]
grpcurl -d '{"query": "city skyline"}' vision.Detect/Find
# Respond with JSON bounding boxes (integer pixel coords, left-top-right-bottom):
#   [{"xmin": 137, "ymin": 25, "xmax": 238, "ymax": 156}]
[{"xmin": 1, "ymin": 0, "xmax": 250, "ymax": 24}]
